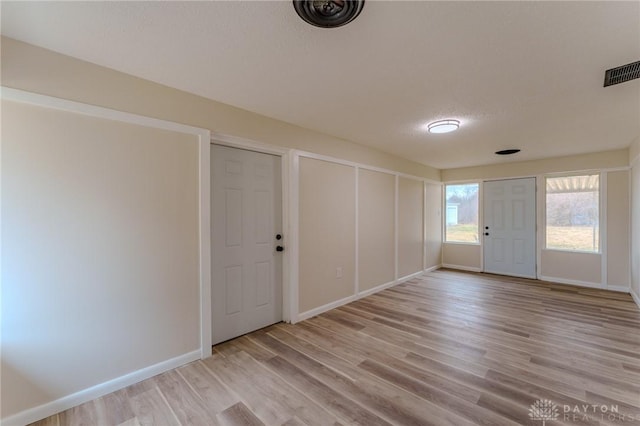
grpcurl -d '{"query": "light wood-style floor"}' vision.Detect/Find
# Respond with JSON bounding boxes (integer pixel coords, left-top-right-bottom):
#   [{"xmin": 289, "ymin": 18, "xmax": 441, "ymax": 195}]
[{"xmin": 32, "ymin": 269, "xmax": 640, "ymax": 426}]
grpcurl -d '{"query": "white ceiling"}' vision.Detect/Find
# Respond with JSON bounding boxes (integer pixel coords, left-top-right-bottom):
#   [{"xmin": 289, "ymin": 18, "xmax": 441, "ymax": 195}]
[{"xmin": 2, "ymin": 1, "xmax": 639, "ymax": 169}]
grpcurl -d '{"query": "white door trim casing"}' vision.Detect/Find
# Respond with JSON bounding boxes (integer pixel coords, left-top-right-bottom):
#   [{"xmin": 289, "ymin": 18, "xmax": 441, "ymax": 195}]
[
  {"xmin": 210, "ymin": 133, "xmax": 292, "ymax": 323},
  {"xmin": 211, "ymin": 132, "xmax": 289, "ymax": 156},
  {"xmin": 395, "ymin": 175, "xmax": 400, "ymax": 283},
  {"xmin": 536, "ymin": 174, "xmax": 544, "ymax": 279},
  {"xmin": 354, "ymin": 167, "xmax": 360, "ymax": 297},
  {"xmin": 210, "ymin": 144, "xmax": 284, "ymax": 343},
  {"xmin": 600, "ymin": 171, "xmax": 608, "ymax": 289}
]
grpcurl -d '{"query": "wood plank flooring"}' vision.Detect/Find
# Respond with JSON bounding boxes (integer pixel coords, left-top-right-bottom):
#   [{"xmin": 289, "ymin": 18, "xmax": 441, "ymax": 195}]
[{"xmin": 31, "ymin": 269, "xmax": 640, "ymax": 426}]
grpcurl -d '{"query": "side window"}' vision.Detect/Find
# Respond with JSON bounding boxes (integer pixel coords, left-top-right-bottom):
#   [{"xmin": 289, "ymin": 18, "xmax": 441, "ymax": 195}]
[
  {"xmin": 545, "ymin": 174, "xmax": 600, "ymax": 252},
  {"xmin": 445, "ymin": 183, "xmax": 480, "ymax": 243}
]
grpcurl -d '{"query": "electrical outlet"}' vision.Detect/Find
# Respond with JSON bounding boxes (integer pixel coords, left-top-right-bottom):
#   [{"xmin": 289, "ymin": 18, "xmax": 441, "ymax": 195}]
[{"xmin": 336, "ymin": 267, "xmax": 343, "ymax": 278}]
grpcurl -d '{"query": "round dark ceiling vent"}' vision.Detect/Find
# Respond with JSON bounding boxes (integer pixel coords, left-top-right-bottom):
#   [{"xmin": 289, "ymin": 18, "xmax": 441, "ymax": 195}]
[{"xmin": 294, "ymin": 0, "xmax": 365, "ymax": 28}]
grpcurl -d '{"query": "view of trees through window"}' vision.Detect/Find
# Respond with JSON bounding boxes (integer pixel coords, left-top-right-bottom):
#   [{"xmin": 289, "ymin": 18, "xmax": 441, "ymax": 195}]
[
  {"xmin": 445, "ymin": 183, "xmax": 479, "ymax": 243},
  {"xmin": 546, "ymin": 174, "xmax": 599, "ymax": 252}
]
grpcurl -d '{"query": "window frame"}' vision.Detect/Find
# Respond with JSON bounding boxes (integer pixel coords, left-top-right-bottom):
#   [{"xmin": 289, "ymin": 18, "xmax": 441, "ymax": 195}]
[{"xmin": 543, "ymin": 172, "xmax": 602, "ymax": 254}]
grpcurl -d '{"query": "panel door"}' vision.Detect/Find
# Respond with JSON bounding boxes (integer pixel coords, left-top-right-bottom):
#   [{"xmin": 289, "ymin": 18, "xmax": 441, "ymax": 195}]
[
  {"xmin": 483, "ymin": 178, "xmax": 536, "ymax": 278},
  {"xmin": 211, "ymin": 144, "xmax": 282, "ymax": 345}
]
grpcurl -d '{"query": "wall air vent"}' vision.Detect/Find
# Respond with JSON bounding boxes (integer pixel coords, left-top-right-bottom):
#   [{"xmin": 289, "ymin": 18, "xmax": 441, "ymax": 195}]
[{"xmin": 604, "ymin": 60, "xmax": 640, "ymax": 87}]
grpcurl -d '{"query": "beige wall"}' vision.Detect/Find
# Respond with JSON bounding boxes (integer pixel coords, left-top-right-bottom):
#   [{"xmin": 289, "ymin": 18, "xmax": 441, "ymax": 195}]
[
  {"xmin": 1, "ymin": 101, "xmax": 200, "ymax": 417},
  {"xmin": 298, "ymin": 158, "xmax": 436, "ymax": 314},
  {"xmin": 1, "ymin": 37, "xmax": 439, "ymax": 181},
  {"xmin": 442, "ymin": 149, "xmax": 629, "ymax": 182},
  {"xmin": 442, "ymin": 244, "xmax": 481, "ymax": 270},
  {"xmin": 425, "ymin": 182, "xmax": 443, "ymax": 269},
  {"xmin": 398, "ymin": 177, "xmax": 424, "ymax": 277},
  {"xmin": 631, "ymin": 138, "xmax": 640, "ymax": 300},
  {"xmin": 299, "ymin": 158, "xmax": 356, "ymax": 312},
  {"xmin": 607, "ymin": 171, "xmax": 630, "ymax": 289},
  {"xmin": 540, "ymin": 250, "xmax": 602, "ymax": 285},
  {"xmin": 358, "ymin": 169, "xmax": 396, "ymax": 291},
  {"xmin": 631, "ymin": 137, "xmax": 640, "ymax": 165}
]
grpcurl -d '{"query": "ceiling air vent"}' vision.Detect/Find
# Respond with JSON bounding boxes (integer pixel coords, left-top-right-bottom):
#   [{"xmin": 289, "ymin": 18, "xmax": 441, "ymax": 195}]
[
  {"xmin": 294, "ymin": 0, "xmax": 365, "ymax": 28},
  {"xmin": 495, "ymin": 149, "xmax": 520, "ymax": 155},
  {"xmin": 604, "ymin": 60, "xmax": 640, "ymax": 87}
]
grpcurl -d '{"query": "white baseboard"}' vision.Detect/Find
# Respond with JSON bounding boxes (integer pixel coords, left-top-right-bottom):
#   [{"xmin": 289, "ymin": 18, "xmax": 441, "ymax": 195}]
[
  {"xmin": 441, "ymin": 264, "xmax": 482, "ymax": 273},
  {"xmin": 295, "ymin": 266, "xmax": 636, "ymax": 324},
  {"xmin": 358, "ymin": 280, "xmax": 397, "ymax": 299},
  {"xmin": 296, "ymin": 268, "xmax": 433, "ymax": 323},
  {"xmin": 631, "ymin": 289, "xmax": 640, "ymax": 309},
  {"xmin": 607, "ymin": 284, "xmax": 632, "ymax": 293},
  {"xmin": 1, "ymin": 350, "xmax": 200, "ymax": 426},
  {"xmin": 397, "ymin": 270, "xmax": 425, "ymax": 282},
  {"xmin": 538, "ymin": 275, "xmax": 605, "ymax": 290},
  {"xmin": 484, "ymin": 271, "xmax": 537, "ymax": 280},
  {"xmin": 296, "ymin": 294, "xmax": 357, "ymax": 322},
  {"xmin": 424, "ymin": 265, "xmax": 441, "ymax": 273},
  {"xmin": 538, "ymin": 276, "xmax": 631, "ymax": 294}
]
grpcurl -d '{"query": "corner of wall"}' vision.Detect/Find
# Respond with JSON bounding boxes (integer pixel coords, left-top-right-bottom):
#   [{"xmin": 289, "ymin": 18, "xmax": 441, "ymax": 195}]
[{"xmin": 630, "ymin": 136, "xmax": 640, "ymax": 165}]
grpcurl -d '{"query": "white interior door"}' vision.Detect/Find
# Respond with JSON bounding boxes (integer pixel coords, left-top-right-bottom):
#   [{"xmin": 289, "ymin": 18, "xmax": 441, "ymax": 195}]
[
  {"xmin": 483, "ymin": 178, "xmax": 537, "ymax": 278},
  {"xmin": 211, "ymin": 144, "xmax": 283, "ymax": 345}
]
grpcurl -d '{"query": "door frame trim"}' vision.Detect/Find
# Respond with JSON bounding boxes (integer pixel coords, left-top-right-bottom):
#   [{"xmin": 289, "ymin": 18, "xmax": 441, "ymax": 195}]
[{"xmin": 210, "ymin": 133, "xmax": 293, "ymax": 326}]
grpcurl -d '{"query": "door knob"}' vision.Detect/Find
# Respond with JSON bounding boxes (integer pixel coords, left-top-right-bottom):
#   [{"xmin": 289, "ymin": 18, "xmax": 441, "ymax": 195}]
[
  {"xmin": 276, "ymin": 245, "xmax": 284, "ymax": 252},
  {"xmin": 484, "ymin": 232, "xmax": 490, "ymax": 236},
  {"xmin": 276, "ymin": 234, "xmax": 282, "ymax": 240}
]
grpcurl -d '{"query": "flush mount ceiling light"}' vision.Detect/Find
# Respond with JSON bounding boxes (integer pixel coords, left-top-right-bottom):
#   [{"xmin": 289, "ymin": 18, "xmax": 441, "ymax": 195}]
[
  {"xmin": 495, "ymin": 149, "xmax": 521, "ymax": 155},
  {"xmin": 427, "ymin": 119, "xmax": 460, "ymax": 134},
  {"xmin": 293, "ymin": 0, "xmax": 365, "ymax": 28}
]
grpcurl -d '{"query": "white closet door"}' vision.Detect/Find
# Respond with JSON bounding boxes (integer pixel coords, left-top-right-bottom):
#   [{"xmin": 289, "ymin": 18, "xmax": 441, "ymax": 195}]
[{"xmin": 211, "ymin": 144, "xmax": 282, "ymax": 345}]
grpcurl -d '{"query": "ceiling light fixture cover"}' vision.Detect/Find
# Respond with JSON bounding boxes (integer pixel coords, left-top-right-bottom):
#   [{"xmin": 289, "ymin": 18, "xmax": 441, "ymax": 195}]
[
  {"xmin": 427, "ymin": 119, "xmax": 460, "ymax": 134},
  {"xmin": 293, "ymin": 0, "xmax": 365, "ymax": 28}
]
